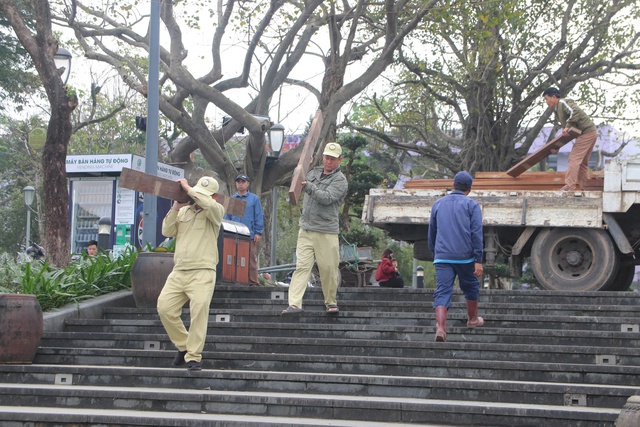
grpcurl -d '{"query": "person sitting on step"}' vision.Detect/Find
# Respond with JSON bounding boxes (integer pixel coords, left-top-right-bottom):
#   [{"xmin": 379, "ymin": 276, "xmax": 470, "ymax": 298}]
[{"xmin": 375, "ymin": 249, "xmax": 404, "ymax": 288}]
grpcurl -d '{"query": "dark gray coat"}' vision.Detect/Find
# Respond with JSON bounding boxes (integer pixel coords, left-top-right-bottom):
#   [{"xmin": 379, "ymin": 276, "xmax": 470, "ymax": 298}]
[{"xmin": 299, "ymin": 166, "xmax": 348, "ymax": 234}]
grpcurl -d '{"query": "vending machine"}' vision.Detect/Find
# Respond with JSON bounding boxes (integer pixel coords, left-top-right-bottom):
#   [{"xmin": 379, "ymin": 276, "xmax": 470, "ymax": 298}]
[
  {"xmin": 66, "ymin": 154, "xmax": 184, "ymax": 255},
  {"xmin": 69, "ymin": 177, "xmax": 116, "ymax": 254}
]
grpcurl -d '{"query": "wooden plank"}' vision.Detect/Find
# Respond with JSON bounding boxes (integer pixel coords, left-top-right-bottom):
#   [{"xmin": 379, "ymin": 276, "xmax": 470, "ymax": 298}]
[
  {"xmin": 403, "ymin": 176, "xmax": 603, "ymax": 191},
  {"xmin": 476, "ymin": 171, "xmax": 603, "ymax": 179},
  {"xmin": 288, "ymin": 109, "xmax": 324, "ymax": 205},
  {"xmin": 118, "ymin": 168, "xmax": 246, "ymax": 217},
  {"xmin": 506, "ymin": 127, "xmax": 582, "ymax": 177}
]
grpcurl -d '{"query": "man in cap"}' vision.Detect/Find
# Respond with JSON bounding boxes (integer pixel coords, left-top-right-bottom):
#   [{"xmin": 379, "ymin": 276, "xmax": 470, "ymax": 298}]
[
  {"xmin": 281, "ymin": 142, "xmax": 348, "ymax": 316},
  {"xmin": 225, "ymin": 174, "xmax": 264, "ymax": 286},
  {"xmin": 157, "ymin": 177, "xmax": 225, "ymax": 370},
  {"xmin": 428, "ymin": 171, "xmax": 484, "ymax": 342},
  {"xmin": 542, "ymin": 87, "xmax": 598, "ymax": 191}
]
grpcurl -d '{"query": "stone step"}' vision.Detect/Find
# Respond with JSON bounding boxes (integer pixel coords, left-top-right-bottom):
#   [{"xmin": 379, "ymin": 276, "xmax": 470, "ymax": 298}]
[
  {"xmin": 31, "ymin": 348, "xmax": 640, "ymax": 386},
  {"xmin": 0, "ymin": 384, "xmax": 621, "ymax": 427},
  {"xmin": 11, "ymin": 288, "xmax": 638, "ymax": 426},
  {"xmin": 38, "ymin": 332, "xmax": 640, "ymax": 366},
  {"xmin": 212, "ymin": 286, "xmax": 640, "ymax": 306},
  {"xmin": 97, "ymin": 307, "xmax": 640, "ymax": 332},
  {"xmin": 0, "ymin": 365, "xmax": 636, "ymax": 409},
  {"xmin": 122, "ymin": 298, "xmax": 640, "ymax": 318},
  {"xmin": 54, "ymin": 319, "xmax": 640, "ymax": 348},
  {"xmin": 0, "ymin": 405, "xmax": 457, "ymax": 427}
]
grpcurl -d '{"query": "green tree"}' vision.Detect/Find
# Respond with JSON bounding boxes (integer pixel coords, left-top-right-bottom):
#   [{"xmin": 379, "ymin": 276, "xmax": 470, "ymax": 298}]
[
  {"xmin": 0, "ymin": 7, "xmax": 41, "ymax": 111},
  {"xmin": 68, "ymin": 81, "xmax": 146, "ymax": 156},
  {"xmin": 0, "ymin": 0, "xmax": 76, "ymax": 267},
  {"xmin": 59, "ymin": 0, "xmax": 441, "ymax": 198},
  {"xmin": 337, "ymin": 134, "xmax": 384, "ymax": 231},
  {"xmin": 348, "ymin": 0, "xmax": 640, "ymax": 176},
  {"xmin": 1, "ymin": 2, "xmax": 146, "ymax": 266},
  {"xmin": 0, "ymin": 115, "xmax": 43, "ymax": 253}
]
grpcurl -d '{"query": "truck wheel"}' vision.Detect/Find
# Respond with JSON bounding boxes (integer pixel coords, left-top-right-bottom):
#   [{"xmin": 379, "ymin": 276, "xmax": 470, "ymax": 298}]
[
  {"xmin": 530, "ymin": 228, "xmax": 618, "ymax": 291},
  {"xmin": 413, "ymin": 240, "xmax": 433, "ymax": 261},
  {"xmin": 607, "ymin": 263, "xmax": 635, "ymax": 291}
]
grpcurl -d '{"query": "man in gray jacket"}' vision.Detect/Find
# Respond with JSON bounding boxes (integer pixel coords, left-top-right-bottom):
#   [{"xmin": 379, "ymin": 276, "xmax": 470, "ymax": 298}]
[{"xmin": 281, "ymin": 142, "xmax": 348, "ymax": 315}]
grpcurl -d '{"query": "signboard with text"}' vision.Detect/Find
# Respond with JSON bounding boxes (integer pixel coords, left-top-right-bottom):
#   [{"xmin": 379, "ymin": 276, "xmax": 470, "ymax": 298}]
[{"xmin": 66, "ymin": 154, "xmax": 133, "ymax": 173}]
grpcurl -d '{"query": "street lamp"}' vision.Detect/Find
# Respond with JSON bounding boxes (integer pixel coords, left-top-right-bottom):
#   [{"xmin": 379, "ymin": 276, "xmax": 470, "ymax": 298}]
[
  {"xmin": 268, "ymin": 123, "xmax": 285, "ymax": 157},
  {"xmin": 23, "ymin": 186, "xmax": 35, "ymax": 249},
  {"xmin": 54, "ymin": 47, "xmax": 72, "ymax": 85},
  {"xmin": 268, "ymin": 123, "xmax": 285, "ymax": 266},
  {"xmin": 98, "ymin": 216, "xmax": 112, "ymax": 253}
]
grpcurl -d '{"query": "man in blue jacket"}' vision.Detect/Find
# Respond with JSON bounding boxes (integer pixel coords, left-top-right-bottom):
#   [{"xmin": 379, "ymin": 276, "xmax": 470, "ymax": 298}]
[
  {"xmin": 428, "ymin": 171, "xmax": 484, "ymax": 342},
  {"xmin": 225, "ymin": 174, "xmax": 264, "ymax": 286}
]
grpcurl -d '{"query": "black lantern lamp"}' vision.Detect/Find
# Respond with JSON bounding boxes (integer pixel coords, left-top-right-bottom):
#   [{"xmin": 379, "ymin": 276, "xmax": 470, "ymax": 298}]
[
  {"xmin": 54, "ymin": 47, "xmax": 73, "ymax": 84},
  {"xmin": 268, "ymin": 123, "xmax": 285, "ymax": 157}
]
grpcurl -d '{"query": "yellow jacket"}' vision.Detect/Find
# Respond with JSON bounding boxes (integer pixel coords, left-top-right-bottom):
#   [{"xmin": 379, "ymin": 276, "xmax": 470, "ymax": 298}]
[{"xmin": 162, "ymin": 189, "xmax": 225, "ymax": 271}]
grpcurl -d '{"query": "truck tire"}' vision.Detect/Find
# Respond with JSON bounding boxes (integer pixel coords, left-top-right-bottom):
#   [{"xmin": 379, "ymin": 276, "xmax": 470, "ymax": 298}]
[
  {"xmin": 413, "ymin": 240, "xmax": 433, "ymax": 261},
  {"xmin": 530, "ymin": 228, "xmax": 618, "ymax": 291},
  {"xmin": 606, "ymin": 263, "xmax": 635, "ymax": 291}
]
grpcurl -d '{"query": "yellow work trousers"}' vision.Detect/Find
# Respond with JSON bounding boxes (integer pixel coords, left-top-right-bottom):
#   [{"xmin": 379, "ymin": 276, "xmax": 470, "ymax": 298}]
[
  {"xmin": 157, "ymin": 269, "xmax": 216, "ymax": 363},
  {"xmin": 565, "ymin": 130, "xmax": 597, "ymax": 190},
  {"xmin": 288, "ymin": 228, "xmax": 340, "ymax": 309}
]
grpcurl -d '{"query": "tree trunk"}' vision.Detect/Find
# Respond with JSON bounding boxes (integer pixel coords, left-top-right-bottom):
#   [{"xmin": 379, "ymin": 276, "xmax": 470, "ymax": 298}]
[{"xmin": 42, "ymin": 102, "xmax": 72, "ymax": 267}]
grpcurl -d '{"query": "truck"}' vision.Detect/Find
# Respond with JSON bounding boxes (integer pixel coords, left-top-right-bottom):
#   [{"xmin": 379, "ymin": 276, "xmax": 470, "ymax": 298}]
[{"xmin": 362, "ymin": 158, "xmax": 640, "ymax": 291}]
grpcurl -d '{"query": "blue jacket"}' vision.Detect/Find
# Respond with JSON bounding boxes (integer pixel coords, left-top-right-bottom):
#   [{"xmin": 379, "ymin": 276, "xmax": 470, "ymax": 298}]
[
  {"xmin": 224, "ymin": 191, "xmax": 264, "ymax": 239},
  {"xmin": 428, "ymin": 190, "xmax": 483, "ymax": 263}
]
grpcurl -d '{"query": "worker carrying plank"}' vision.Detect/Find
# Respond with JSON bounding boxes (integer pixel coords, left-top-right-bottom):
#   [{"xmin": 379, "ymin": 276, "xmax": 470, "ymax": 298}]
[{"xmin": 542, "ymin": 87, "xmax": 598, "ymax": 191}]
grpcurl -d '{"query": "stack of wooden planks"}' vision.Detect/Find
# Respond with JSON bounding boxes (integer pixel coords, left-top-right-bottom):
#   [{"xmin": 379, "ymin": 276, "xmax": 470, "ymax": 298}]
[{"xmin": 404, "ymin": 171, "xmax": 604, "ymax": 191}]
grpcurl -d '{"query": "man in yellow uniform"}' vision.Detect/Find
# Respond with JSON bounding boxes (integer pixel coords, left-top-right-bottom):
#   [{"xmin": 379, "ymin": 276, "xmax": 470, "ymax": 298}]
[{"xmin": 157, "ymin": 176, "xmax": 225, "ymax": 371}]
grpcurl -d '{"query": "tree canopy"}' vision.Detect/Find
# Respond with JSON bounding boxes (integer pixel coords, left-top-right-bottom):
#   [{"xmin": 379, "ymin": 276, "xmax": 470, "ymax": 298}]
[
  {"xmin": 55, "ymin": 0, "xmax": 440, "ymax": 195},
  {"xmin": 346, "ymin": 0, "xmax": 640, "ymax": 176},
  {"xmin": 0, "ymin": 7, "xmax": 41, "ymax": 111}
]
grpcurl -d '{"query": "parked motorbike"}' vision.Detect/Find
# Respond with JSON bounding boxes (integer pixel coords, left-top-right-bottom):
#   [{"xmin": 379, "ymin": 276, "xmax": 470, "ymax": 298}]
[{"xmin": 17, "ymin": 241, "xmax": 46, "ymax": 261}]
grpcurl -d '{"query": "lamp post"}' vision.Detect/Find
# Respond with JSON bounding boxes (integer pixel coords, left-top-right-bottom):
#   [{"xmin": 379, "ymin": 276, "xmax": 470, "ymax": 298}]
[
  {"xmin": 98, "ymin": 217, "xmax": 112, "ymax": 253},
  {"xmin": 268, "ymin": 123, "xmax": 285, "ymax": 266},
  {"xmin": 142, "ymin": 1, "xmax": 161, "ymax": 249},
  {"xmin": 54, "ymin": 47, "xmax": 72, "ymax": 85},
  {"xmin": 23, "ymin": 186, "xmax": 35, "ymax": 249}
]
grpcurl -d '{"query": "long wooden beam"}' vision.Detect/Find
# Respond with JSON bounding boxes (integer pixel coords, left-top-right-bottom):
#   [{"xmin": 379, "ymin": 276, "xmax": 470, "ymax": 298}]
[
  {"xmin": 118, "ymin": 167, "xmax": 246, "ymax": 217},
  {"xmin": 288, "ymin": 109, "xmax": 323, "ymax": 205},
  {"xmin": 506, "ymin": 127, "xmax": 582, "ymax": 177}
]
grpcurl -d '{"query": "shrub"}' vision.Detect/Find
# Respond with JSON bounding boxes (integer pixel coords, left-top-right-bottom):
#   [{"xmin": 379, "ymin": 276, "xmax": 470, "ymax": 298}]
[{"xmin": 2, "ymin": 248, "xmax": 138, "ymax": 311}]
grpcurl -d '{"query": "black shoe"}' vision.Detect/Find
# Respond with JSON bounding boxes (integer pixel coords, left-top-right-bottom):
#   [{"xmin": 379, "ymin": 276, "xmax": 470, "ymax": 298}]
[
  {"xmin": 172, "ymin": 350, "xmax": 187, "ymax": 367},
  {"xmin": 186, "ymin": 360, "xmax": 202, "ymax": 371}
]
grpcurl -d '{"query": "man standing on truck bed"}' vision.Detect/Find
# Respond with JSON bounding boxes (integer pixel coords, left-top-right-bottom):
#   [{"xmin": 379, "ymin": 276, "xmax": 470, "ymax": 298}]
[
  {"xmin": 542, "ymin": 87, "xmax": 598, "ymax": 191},
  {"xmin": 428, "ymin": 171, "xmax": 484, "ymax": 342}
]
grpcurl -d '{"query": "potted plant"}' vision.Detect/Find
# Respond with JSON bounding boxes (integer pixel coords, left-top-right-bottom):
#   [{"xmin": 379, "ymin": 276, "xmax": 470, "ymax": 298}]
[
  {"xmin": 0, "ymin": 293, "xmax": 43, "ymax": 364},
  {"xmin": 130, "ymin": 238, "xmax": 175, "ymax": 308}
]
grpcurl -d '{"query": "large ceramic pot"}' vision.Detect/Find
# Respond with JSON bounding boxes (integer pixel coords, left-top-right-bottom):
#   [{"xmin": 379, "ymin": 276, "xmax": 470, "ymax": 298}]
[
  {"xmin": 130, "ymin": 252, "xmax": 174, "ymax": 308},
  {"xmin": 616, "ymin": 395, "xmax": 640, "ymax": 427},
  {"xmin": 0, "ymin": 293, "xmax": 43, "ymax": 364}
]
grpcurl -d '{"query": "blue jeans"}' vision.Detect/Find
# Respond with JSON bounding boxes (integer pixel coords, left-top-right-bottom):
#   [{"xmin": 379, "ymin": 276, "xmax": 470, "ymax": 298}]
[{"xmin": 433, "ymin": 262, "xmax": 480, "ymax": 309}]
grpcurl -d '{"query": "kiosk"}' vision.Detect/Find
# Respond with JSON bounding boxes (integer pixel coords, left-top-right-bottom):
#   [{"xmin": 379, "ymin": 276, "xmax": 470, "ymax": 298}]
[{"xmin": 66, "ymin": 154, "xmax": 184, "ymax": 254}]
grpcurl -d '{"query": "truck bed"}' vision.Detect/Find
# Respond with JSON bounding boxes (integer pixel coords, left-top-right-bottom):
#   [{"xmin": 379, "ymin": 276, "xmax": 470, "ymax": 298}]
[
  {"xmin": 363, "ymin": 189, "xmax": 604, "ymax": 242},
  {"xmin": 363, "ymin": 159, "xmax": 640, "ymax": 243}
]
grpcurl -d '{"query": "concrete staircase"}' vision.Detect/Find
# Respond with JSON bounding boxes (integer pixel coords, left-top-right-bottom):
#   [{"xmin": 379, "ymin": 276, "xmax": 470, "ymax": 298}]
[{"xmin": 1, "ymin": 286, "xmax": 639, "ymax": 426}]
